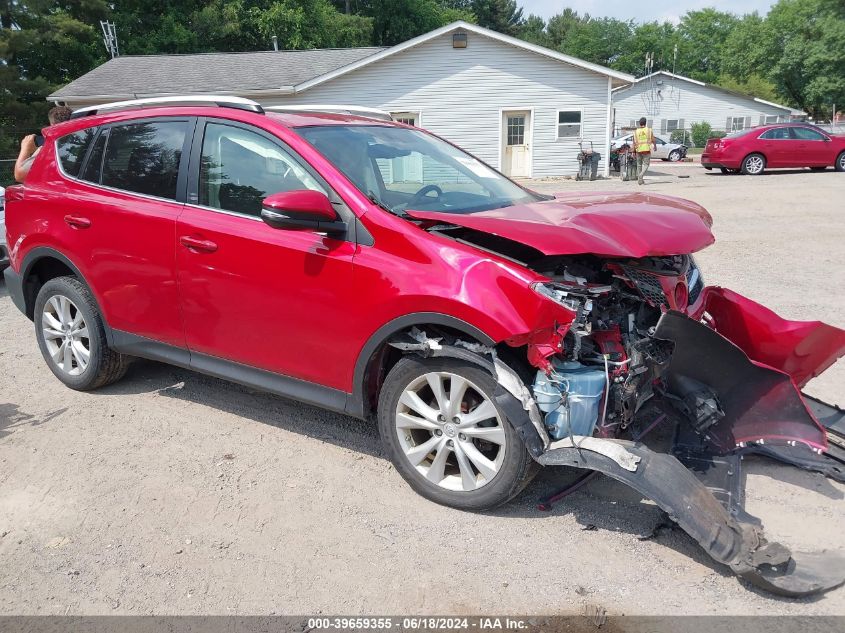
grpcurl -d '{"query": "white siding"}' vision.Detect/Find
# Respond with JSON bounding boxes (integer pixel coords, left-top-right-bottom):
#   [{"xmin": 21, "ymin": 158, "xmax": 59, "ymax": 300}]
[
  {"xmin": 263, "ymin": 32, "xmax": 610, "ymax": 177},
  {"xmin": 613, "ymin": 76, "xmax": 791, "ymax": 140}
]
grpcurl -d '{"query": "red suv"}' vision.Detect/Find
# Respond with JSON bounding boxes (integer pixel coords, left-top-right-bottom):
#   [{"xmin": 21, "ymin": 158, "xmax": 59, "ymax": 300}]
[
  {"xmin": 701, "ymin": 123, "xmax": 845, "ymax": 174},
  {"xmin": 4, "ymin": 97, "xmax": 845, "ymax": 594}
]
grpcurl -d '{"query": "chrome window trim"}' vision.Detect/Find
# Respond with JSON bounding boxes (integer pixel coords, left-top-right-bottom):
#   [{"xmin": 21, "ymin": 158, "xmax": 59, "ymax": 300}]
[{"xmin": 183, "ymin": 202, "xmax": 263, "ymax": 222}]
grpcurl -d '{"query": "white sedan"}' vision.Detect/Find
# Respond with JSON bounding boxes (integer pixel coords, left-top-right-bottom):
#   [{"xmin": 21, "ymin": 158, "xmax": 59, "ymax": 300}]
[{"xmin": 611, "ymin": 134, "xmax": 687, "ymax": 161}]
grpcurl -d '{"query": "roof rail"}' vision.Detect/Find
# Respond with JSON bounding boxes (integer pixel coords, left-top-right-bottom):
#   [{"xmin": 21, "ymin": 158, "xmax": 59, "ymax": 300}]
[
  {"xmin": 70, "ymin": 95, "xmax": 264, "ymax": 119},
  {"xmin": 265, "ymin": 104, "xmax": 394, "ymax": 122}
]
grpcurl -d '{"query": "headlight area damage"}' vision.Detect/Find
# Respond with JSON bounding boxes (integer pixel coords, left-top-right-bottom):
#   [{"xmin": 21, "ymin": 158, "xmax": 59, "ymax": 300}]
[{"xmin": 390, "ymin": 254, "xmax": 845, "ymax": 597}]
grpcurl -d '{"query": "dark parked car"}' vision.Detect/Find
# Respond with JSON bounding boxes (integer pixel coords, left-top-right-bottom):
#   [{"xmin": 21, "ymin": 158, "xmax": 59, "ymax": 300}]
[{"xmin": 701, "ymin": 123, "xmax": 845, "ymax": 174}]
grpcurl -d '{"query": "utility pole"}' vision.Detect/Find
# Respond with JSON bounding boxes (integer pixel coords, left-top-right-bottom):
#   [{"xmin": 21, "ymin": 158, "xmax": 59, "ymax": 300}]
[{"xmin": 100, "ymin": 20, "xmax": 119, "ymax": 58}]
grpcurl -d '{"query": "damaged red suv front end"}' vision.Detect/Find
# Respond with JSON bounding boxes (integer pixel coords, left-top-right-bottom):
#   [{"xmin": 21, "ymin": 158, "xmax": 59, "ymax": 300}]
[{"xmin": 405, "ymin": 189, "xmax": 845, "ymax": 597}]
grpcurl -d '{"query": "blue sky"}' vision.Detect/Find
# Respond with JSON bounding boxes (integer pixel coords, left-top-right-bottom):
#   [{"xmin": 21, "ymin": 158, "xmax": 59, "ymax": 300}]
[{"xmin": 518, "ymin": 1, "xmax": 777, "ymax": 24}]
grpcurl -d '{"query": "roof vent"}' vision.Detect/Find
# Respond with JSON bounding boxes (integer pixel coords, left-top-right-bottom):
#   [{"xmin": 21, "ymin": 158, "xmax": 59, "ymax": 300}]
[{"xmin": 452, "ymin": 32, "xmax": 467, "ymax": 49}]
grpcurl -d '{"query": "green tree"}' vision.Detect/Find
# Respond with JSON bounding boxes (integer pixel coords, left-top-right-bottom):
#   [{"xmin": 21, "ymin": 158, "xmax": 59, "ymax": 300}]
[
  {"xmin": 761, "ymin": 0, "xmax": 845, "ymax": 116},
  {"xmin": 518, "ymin": 14, "xmax": 547, "ymax": 46},
  {"xmin": 614, "ymin": 21, "xmax": 679, "ymax": 76},
  {"xmin": 544, "ymin": 9, "xmax": 589, "ymax": 50},
  {"xmin": 558, "ymin": 17, "xmax": 633, "ymax": 67},
  {"xmin": 471, "ymin": 0, "xmax": 523, "ymax": 36},
  {"xmin": 1, "ymin": 0, "xmax": 108, "ymax": 155},
  {"xmin": 676, "ymin": 9, "xmax": 739, "ymax": 82},
  {"xmin": 369, "ymin": 0, "xmax": 472, "ymax": 46},
  {"xmin": 717, "ymin": 74, "xmax": 779, "ymax": 102}
]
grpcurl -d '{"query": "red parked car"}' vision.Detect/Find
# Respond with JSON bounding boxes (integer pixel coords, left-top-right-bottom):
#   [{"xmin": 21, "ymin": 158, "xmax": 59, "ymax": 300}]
[
  {"xmin": 701, "ymin": 123, "xmax": 845, "ymax": 174},
  {"xmin": 4, "ymin": 97, "xmax": 845, "ymax": 596}
]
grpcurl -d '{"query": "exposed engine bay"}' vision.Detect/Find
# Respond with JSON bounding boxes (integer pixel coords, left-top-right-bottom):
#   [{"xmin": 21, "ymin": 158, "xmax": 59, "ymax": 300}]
[{"xmin": 527, "ymin": 253, "xmax": 700, "ymax": 441}]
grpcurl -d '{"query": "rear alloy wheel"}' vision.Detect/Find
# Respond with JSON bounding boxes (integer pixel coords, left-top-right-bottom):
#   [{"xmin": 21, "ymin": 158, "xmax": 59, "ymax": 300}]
[
  {"xmin": 741, "ymin": 153, "xmax": 766, "ymax": 175},
  {"xmin": 378, "ymin": 356, "xmax": 537, "ymax": 511},
  {"xmin": 34, "ymin": 276, "xmax": 129, "ymax": 391},
  {"xmin": 668, "ymin": 150, "xmax": 682, "ymax": 162},
  {"xmin": 836, "ymin": 152, "xmax": 845, "ymax": 172}
]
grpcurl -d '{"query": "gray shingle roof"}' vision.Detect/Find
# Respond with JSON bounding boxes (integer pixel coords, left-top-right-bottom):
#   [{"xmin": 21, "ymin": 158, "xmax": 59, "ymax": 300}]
[{"xmin": 50, "ymin": 47, "xmax": 385, "ymax": 99}]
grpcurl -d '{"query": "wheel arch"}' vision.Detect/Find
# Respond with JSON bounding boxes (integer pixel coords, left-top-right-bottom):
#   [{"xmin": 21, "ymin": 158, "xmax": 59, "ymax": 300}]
[
  {"xmin": 19, "ymin": 248, "xmax": 105, "ymax": 329},
  {"xmin": 348, "ymin": 312, "xmax": 497, "ymax": 419}
]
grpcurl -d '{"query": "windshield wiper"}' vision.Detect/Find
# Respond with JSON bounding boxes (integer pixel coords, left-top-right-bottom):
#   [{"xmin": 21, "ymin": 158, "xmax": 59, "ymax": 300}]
[{"xmin": 367, "ymin": 191, "xmax": 410, "ymax": 219}]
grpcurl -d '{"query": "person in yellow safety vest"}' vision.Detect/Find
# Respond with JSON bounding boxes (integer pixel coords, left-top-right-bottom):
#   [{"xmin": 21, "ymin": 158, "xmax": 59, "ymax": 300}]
[{"xmin": 633, "ymin": 117, "xmax": 656, "ymax": 185}]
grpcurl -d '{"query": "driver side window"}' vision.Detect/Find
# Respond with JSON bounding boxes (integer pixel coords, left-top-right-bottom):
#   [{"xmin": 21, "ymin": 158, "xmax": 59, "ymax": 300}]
[{"xmin": 199, "ymin": 122, "xmax": 324, "ymax": 217}]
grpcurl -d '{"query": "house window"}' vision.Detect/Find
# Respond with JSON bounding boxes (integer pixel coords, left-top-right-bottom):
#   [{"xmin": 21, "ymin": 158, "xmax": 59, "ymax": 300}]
[
  {"xmin": 666, "ymin": 119, "xmax": 679, "ymax": 132},
  {"xmin": 392, "ymin": 112, "xmax": 419, "ymax": 126},
  {"xmin": 507, "ymin": 115, "xmax": 526, "ymax": 145},
  {"xmin": 728, "ymin": 116, "xmax": 746, "ymax": 132},
  {"xmin": 765, "ymin": 115, "xmax": 783, "ymax": 125},
  {"xmin": 557, "ymin": 110, "xmax": 581, "ymax": 139}
]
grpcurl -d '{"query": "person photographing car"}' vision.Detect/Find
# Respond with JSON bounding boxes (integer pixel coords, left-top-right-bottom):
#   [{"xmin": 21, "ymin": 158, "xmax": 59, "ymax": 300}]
[
  {"xmin": 633, "ymin": 117, "xmax": 656, "ymax": 185},
  {"xmin": 14, "ymin": 106, "xmax": 73, "ymax": 183}
]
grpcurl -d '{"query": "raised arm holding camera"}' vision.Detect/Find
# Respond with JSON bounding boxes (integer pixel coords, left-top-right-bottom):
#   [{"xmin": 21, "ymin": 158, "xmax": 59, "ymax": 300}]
[{"xmin": 14, "ymin": 105, "xmax": 73, "ymax": 183}]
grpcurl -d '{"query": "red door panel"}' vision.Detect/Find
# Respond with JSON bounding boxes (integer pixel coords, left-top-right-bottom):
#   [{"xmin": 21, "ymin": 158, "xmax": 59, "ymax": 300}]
[
  {"xmin": 789, "ymin": 127, "xmax": 834, "ymax": 166},
  {"xmin": 28, "ymin": 174, "xmax": 185, "ymax": 347},
  {"xmin": 176, "ymin": 207, "xmax": 355, "ymax": 389}
]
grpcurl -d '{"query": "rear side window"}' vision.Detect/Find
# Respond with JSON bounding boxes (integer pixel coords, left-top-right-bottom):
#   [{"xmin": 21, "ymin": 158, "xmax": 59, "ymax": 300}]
[
  {"xmin": 56, "ymin": 129, "xmax": 96, "ymax": 178},
  {"xmin": 759, "ymin": 128, "xmax": 790, "ymax": 140},
  {"xmin": 80, "ymin": 130, "xmax": 107, "ymax": 183},
  {"xmin": 102, "ymin": 121, "xmax": 187, "ymax": 200}
]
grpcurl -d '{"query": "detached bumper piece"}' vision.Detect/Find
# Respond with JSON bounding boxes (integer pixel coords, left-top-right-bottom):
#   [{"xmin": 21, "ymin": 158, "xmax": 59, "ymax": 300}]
[
  {"xmin": 649, "ymin": 308, "xmax": 845, "ymax": 596},
  {"xmin": 540, "ymin": 436, "xmax": 845, "ymax": 597}
]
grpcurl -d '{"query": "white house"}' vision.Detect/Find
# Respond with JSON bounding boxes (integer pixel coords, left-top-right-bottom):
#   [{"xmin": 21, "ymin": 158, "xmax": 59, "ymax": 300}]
[
  {"xmin": 49, "ymin": 21, "xmax": 633, "ymax": 177},
  {"xmin": 612, "ymin": 71, "xmax": 803, "ymax": 140}
]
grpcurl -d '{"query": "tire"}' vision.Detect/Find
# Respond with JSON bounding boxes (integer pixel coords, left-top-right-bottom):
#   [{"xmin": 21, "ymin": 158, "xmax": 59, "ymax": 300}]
[
  {"xmin": 34, "ymin": 276, "xmax": 129, "ymax": 391},
  {"xmin": 668, "ymin": 150, "xmax": 682, "ymax": 162},
  {"xmin": 377, "ymin": 356, "xmax": 538, "ymax": 511},
  {"xmin": 741, "ymin": 153, "xmax": 766, "ymax": 175},
  {"xmin": 836, "ymin": 152, "xmax": 845, "ymax": 172}
]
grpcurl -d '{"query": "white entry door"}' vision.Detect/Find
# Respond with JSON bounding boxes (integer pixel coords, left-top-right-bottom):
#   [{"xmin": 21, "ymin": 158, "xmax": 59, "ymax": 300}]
[{"xmin": 503, "ymin": 111, "xmax": 531, "ymax": 177}]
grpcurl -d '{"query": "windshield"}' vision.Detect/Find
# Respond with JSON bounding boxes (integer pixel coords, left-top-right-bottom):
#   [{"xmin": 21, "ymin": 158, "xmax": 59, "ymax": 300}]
[{"xmin": 295, "ymin": 124, "xmax": 543, "ymax": 214}]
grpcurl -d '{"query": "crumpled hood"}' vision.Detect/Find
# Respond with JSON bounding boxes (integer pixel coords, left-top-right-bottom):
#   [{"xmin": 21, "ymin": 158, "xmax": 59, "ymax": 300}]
[{"xmin": 407, "ymin": 191, "xmax": 716, "ymax": 258}]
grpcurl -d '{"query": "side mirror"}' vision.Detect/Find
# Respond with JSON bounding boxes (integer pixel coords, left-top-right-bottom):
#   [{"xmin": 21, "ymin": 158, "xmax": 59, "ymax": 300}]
[{"xmin": 260, "ymin": 190, "xmax": 347, "ymax": 237}]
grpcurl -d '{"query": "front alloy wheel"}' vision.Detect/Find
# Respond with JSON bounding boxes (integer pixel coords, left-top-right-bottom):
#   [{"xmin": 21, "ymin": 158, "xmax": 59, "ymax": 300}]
[
  {"xmin": 378, "ymin": 357, "xmax": 537, "ymax": 511},
  {"xmin": 395, "ymin": 371, "xmax": 506, "ymax": 492}
]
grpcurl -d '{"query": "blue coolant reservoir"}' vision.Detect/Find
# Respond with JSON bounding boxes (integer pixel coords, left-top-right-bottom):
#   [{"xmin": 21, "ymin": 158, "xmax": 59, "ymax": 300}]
[{"xmin": 533, "ymin": 360, "xmax": 606, "ymax": 440}]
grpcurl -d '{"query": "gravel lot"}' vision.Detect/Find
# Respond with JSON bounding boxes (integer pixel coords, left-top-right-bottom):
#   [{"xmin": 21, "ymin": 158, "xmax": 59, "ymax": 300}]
[{"xmin": 1, "ymin": 164, "xmax": 843, "ymax": 617}]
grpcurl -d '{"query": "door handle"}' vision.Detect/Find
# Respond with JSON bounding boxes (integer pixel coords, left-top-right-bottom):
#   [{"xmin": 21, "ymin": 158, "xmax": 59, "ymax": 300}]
[
  {"xmin": 64, "ymin": 215, "xmax": 91, "ymax": 229},
  {"xmin": 179, "ymin": 236, "xmax": 218, "ymax": 253}
]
